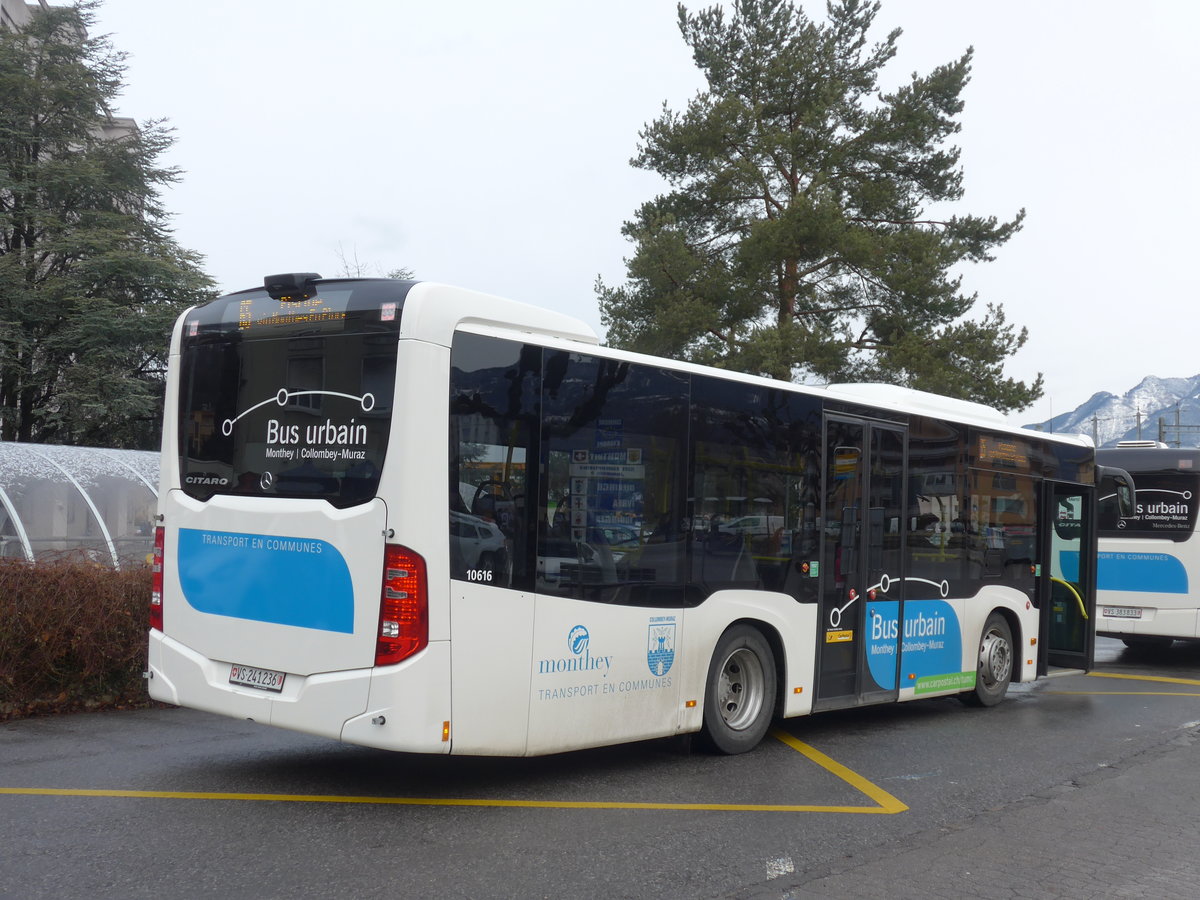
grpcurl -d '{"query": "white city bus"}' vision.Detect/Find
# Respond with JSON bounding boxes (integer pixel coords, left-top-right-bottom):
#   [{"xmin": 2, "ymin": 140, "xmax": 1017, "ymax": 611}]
[
  {"xmin": 148, "ymin": 275, "xmax": 1112, "ymax": 756},
  {"xmin": 1096, "ymin": 443, "xmax": 1200, "ymax": 647}
]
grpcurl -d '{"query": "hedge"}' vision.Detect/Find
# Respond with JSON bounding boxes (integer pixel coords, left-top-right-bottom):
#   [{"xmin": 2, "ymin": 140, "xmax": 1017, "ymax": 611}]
[{"xmin": 0, "ymin": 557, "xmax": 156, "ymax": 720}]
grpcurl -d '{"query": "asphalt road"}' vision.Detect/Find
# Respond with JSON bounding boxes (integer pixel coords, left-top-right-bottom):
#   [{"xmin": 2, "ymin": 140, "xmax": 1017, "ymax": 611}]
[{"xmin": 2, "ymin": 637, "xmax": 1199, "ymax": 900}]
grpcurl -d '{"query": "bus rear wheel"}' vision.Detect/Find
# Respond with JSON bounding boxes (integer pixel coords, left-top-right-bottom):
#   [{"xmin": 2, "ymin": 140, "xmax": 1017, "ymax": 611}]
[
  {"xmin": 961, "ymin": 612, "xmax": 1013, "ymax": 708},
  {"xmin": 700, "ymin": 625, "xmax": 776, "ymax": 754}
]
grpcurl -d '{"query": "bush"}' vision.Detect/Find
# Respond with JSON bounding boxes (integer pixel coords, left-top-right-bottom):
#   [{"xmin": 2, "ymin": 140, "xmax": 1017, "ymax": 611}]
[{"xmin": 0, "ymin": 557, "xmax": 156, "ymax": 720}]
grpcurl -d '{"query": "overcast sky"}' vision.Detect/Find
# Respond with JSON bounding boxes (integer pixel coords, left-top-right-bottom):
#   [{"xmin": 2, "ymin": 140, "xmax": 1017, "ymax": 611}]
[{"xmin": 90, "ymin": 0, "xmax": 1199, "ymax": 427}]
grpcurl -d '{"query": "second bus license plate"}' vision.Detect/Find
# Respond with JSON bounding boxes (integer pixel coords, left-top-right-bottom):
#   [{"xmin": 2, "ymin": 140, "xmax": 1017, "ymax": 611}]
[
  {"xmin": 1102, "ymin": 606, "xmax": 1143, "ymax": 619},
  {"xmin": 229, "ymin": 664, "xmax": 286, "ymax": 692}
]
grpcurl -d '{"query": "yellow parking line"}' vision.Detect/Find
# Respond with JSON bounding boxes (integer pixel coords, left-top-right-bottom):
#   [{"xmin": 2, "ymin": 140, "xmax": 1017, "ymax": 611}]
[
  {"xmin": 770, "ymin": 728, "xmax": 909, "ymax": 814},
  {"xmin": 1046, "ymin": 671, "xmax": 1200, "ymax": 697},
  {"xmin": 0, "ymin": 730, "xmax": 907, "ymax": 814},
  {"xmin": 1088, "ymin": 671, "xmax": 1200, "ymax": 687}
]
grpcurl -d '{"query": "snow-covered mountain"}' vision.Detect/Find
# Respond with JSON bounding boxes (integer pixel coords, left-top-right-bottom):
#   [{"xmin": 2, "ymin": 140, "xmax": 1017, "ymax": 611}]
[{"xmin": 1024, "ymin": 375, "xmax": 1200, "ymax": 447}]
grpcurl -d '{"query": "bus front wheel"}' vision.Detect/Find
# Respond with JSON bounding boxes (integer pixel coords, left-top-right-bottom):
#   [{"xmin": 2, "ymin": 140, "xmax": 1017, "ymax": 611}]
[
  {"xmin": 961, "ymin": 613, "xmax": 1013, "ymax": 708},
  {"xmin": 700, "ymin": 625, "xmax": 776, "ymax": 754}
]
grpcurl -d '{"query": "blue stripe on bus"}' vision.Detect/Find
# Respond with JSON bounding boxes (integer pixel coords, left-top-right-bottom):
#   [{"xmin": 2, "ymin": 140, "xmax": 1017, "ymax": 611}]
[
  {"xmin": 178, "ymin": 528, "xmax": 354, "ymax": 632},
  {"xmin": 1095, "ymin": 551, "xmax": 1189, "ymax": 594}
]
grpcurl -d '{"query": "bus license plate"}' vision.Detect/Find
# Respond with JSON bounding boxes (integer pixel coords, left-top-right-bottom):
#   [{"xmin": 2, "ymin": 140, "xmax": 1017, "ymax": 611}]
[
  {"xmin": 1102, "ymin": 606, "xmax": 1143, "ymax": 619},
  {"xmin": 229, "ymin": 664, "xmax": 286, "ymax": 692}
]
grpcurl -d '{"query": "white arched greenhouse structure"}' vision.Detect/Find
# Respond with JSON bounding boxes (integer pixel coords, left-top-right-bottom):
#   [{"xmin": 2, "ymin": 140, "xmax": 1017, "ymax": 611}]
[{"xmin": 0, "ymin": 442, "xmax": 159, "ymax": 569}]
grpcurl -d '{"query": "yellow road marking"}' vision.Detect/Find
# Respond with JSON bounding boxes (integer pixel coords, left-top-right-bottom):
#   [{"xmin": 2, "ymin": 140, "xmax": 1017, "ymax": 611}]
[
  {"xmin": 1088, "ymin": 671, "xmax": 1200, "ymax": 687},
  {"xmin": 1045, "ymin": 671, "xmax": 1200, "ymax": 698},
  {"xmin": 769, "ymin": 728, "xmax": 909, "ymax": 814},
  {"xmin": 0, "ymin": 729, "xmax": 907, "ymax": 814}
]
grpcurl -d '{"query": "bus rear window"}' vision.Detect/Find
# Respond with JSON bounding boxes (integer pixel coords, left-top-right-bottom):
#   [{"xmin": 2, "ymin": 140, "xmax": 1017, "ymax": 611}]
[
  {"xmin": 177, "ymin": 281, "xmax": 406, "ymax": 508},
  {"xmin": 1099, "ymin": 470, "xmax": 1200, "ymax": 540}
]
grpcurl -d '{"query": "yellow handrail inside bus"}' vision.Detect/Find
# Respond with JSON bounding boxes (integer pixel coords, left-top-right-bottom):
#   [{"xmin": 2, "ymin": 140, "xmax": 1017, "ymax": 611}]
[{"xmin": 1051, "ymin": 576, "xmax": 1088, "ymax": 621}]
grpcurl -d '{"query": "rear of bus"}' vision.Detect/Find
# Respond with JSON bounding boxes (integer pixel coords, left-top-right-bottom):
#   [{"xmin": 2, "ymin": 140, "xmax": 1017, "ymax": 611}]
[
  {"xmin": 1096, "ymin": 445, "xmax": 1200, "ymax": 646},
  {"xmin": 147, "ymin": 276, "xmax": 450, "ymax": 751}
]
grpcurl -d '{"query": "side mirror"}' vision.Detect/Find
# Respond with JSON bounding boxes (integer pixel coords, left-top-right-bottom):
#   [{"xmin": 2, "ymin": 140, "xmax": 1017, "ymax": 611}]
[
  {"xmin": 1098, "ymin": 466, "xmax": 1137, "ymax": 519},
  {"xmin": 1115, "ymin": 474, "xmax": 1136, "ymax": 519}
]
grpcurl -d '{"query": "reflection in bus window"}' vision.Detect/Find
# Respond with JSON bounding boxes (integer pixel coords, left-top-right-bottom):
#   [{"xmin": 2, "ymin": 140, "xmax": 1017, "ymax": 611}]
[
  {"xmin": 691, "ymin": 378, "xmax": 820, "ymax": 601},
  {"xmin": 539, "ymin": 352, "xmax": 688, "ymax": 606},
  {"xmin": 448, "ymin": 333, "xmax": 539, "ymax": 589}
]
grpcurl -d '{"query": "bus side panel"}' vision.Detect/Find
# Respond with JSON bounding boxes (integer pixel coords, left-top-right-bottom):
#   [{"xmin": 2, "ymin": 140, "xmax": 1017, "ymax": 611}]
[
  {"xmin": 525, "ymin": 595, "xmax": 684, "ymax": 756},
  {"xmin": 893, "ymin": 586, "xmax": 1037, "ymax": 701},
  {"xmin": 895, "ymin": 595, "xmax": 966, "ymax": 699},
  {"xmin": 340, "ymin": 642, "xmax": 454, "ymax": 754},
  {"xmin": 971, "ymin": 587, "xmax": 1038, "ymax": 686},
  {"xmin": 674, "ymin": 592, "xmax": 818, "ymax": 734},
  {"xmin": 446, "ymin": 583, "xmax": 534, "ymax": 756}
]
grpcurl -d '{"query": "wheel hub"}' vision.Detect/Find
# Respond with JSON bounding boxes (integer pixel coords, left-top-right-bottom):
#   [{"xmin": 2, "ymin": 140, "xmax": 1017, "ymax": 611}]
[
  {"xmin": 979, "ymin": 629, "xmax": 1012, "ymax": 686},
  {"xmin": 717, "ymin": 648, "xmax": 765, "ymax": 730}
]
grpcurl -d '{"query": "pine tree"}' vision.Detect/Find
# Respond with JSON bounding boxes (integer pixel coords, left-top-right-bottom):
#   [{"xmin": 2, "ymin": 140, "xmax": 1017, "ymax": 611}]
[
  {"xmin": 597, "ymin": 0, "xmax": 1041, "ymax": 412},
  {"xmin": 0, "ymin": 2, "xmax": 214, "ymax": 447}
]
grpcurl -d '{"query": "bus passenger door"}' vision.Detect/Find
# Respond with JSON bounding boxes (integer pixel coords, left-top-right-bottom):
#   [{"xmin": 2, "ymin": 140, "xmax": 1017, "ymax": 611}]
[
  {"xmin": 815, "ymin": 416, "xmax": 906, "ymax": 708},
  {"xmin": 1039, "ymin": 482, "xmax": 1095, "ymax": 672}
]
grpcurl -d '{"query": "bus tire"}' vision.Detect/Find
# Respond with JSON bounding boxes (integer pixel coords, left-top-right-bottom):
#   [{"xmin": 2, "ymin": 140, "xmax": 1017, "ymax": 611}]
[
  {"xmin": 961, "ymin": 612, "xmax": 1013, "ymax": 707},
  {"xmin": 700, "ymin": 624, "xmax": 776, "ymax": 754}
]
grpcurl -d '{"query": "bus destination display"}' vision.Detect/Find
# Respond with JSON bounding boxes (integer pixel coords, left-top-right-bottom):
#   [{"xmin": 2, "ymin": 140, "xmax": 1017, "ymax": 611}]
[{"xmin": 233, "ymin": 294, "xmax": 348, "ymax": 331}]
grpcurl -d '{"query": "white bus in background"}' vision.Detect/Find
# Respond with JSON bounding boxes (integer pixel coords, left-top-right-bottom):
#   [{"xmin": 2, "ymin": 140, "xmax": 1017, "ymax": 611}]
[
  {"xmin": 1097, "ymin": 443, "xmax": 1200, "ymax": 648},
  {"xmin": 147, "ymin": 275, "xmax": 1121, "ymax": 757}
]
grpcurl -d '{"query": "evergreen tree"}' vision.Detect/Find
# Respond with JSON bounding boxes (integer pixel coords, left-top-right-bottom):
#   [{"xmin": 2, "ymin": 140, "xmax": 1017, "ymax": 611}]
[
  {"xmin": 0, "ymin": 2, "xmax": 214, "ymax": 448},
  {"xmin": 597, "ymin": 0, "xmax": 1041, "ymax": 412}
]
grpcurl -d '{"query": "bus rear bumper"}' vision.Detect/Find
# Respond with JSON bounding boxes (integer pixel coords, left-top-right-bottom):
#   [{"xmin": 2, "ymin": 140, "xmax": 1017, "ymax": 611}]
[
  {"xmin": 147, "ymin": 632, "xmax": 452, "ymax": 752},
  {"xmin": 1096, "ymin": 605, "xmax": 1198, "ymax": 640}
]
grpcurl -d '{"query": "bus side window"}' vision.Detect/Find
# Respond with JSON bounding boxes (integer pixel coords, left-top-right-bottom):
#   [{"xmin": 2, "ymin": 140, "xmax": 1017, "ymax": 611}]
[
  {"xmin": 448, "ymin": 333, "xmax": 540, "ymax": 589},
  {"xmin": 690, "ymin": 378, "xmax": 821, "ymax": 602},
  {"xmin": 539, "ymin": 353, "xmax": 688, "ymax": 606}
]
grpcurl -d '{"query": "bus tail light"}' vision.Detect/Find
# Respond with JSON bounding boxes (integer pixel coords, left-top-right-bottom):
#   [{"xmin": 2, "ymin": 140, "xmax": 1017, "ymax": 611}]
[
  {"xmin": 150, "ymin": 526, "xmax": 165, "ymax": 632},
  {"xmin": 377, "ymin": 544, "xmax": 428, "ymax": 666}
]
